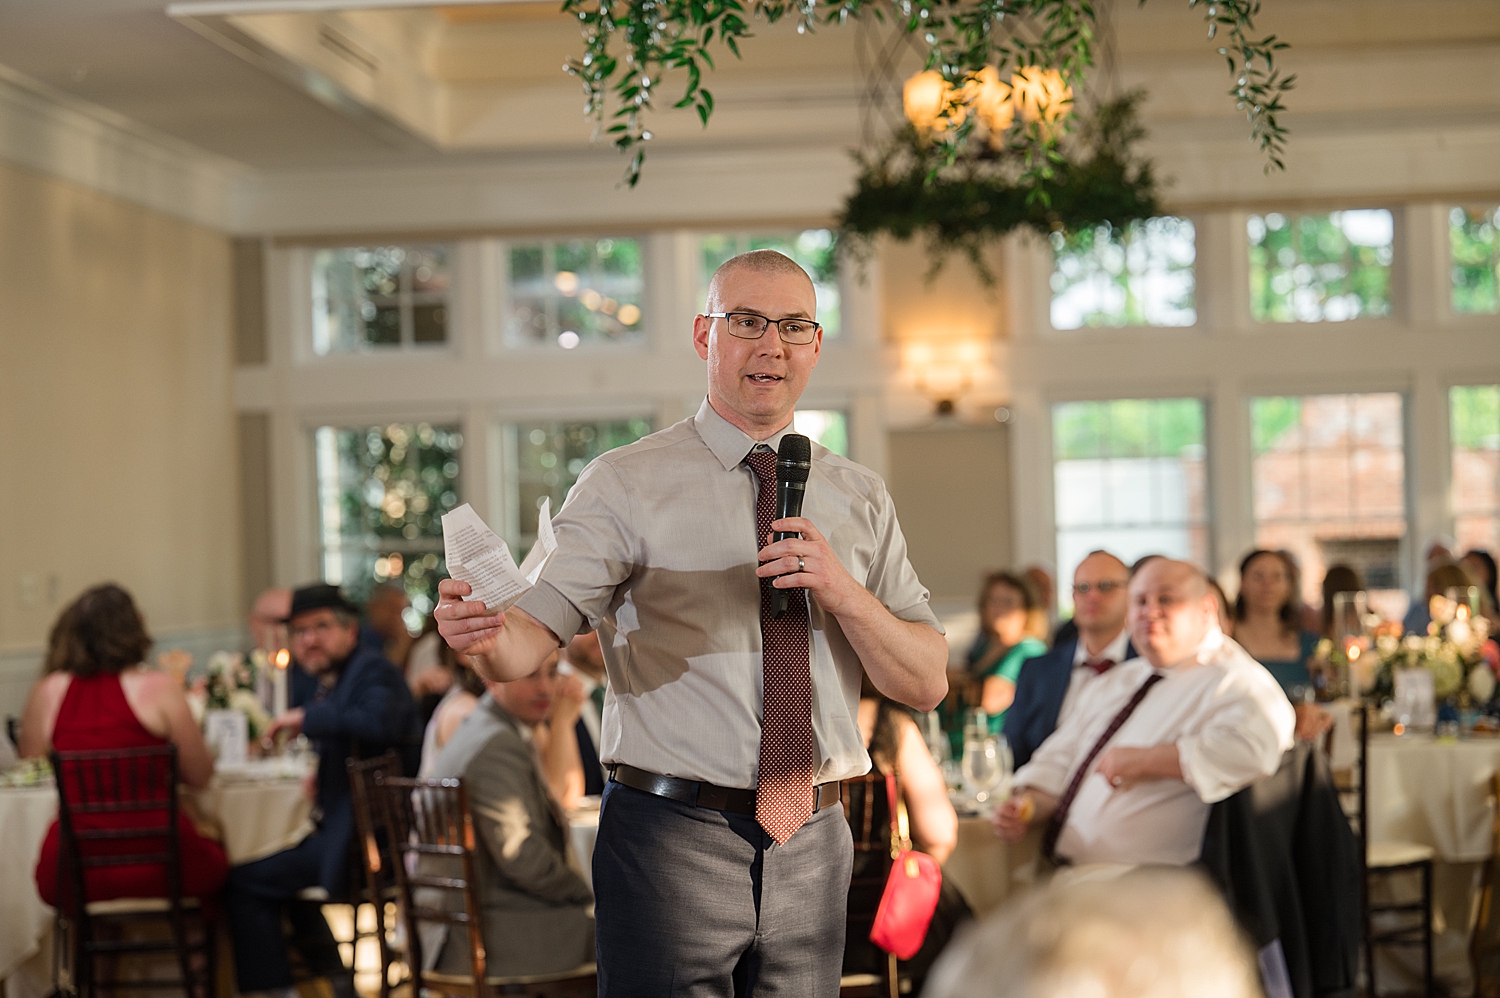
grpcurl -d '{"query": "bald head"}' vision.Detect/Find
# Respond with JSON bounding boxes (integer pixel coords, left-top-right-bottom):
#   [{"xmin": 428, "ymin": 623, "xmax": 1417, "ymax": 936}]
[
  {"xmin": 1128, "ymin": 559, "xmax": 1216, "ymax": 669},
  {"xmin": 706, "ymin": 250, "xmax": 814, "ymax": 314},
  {"xmin": 249, "ymin": 587, "xmax": 291, "ymax": 653}
]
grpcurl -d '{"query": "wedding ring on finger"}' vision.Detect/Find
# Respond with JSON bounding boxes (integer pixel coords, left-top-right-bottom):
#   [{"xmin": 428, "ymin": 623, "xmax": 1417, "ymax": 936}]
[
  {"xmin": 1111, "ymin": 776, "xmax": 1123, "ymax": 787},
  {"xmin": 798, "ymin": 556, "xmax": 806, "ymax": 573}
]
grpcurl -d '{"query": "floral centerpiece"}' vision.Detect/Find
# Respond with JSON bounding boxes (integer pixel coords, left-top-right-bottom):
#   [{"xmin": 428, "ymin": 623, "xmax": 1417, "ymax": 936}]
[
  {"xmin": 1345, "ymin": 599, "xmax": 1499, "ymax": 707},
  {"xmin": 187, "ymin": 650, "xmax": 273, "ymax": 740}
]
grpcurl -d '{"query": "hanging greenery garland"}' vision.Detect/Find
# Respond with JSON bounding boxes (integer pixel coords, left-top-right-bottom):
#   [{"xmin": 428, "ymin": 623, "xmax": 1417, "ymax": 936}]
[
  {"xmin": 560, "ymin": 0, "xmax": 1295, "ymax": 186},
  {"xmin": 839, "ymin": 91, "xmax": 1160, "ymax": 283}
]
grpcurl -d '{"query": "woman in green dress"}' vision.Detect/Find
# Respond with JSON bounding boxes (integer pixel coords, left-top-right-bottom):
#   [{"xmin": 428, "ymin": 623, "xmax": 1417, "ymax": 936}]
[{"xmin": 968, "ymin": 572, "xmax": 1049, "ymax": 737}]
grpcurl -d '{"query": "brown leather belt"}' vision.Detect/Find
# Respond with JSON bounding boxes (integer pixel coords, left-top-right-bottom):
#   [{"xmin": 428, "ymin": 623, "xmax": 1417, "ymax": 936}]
[{"xmin": 608, "ymin": 763, "xmax": 839, "ymax": 816}]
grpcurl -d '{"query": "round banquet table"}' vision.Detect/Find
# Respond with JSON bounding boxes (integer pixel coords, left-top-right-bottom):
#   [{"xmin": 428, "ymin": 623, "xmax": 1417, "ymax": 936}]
[
  {"xmin": 1362, "ymin": 730, "xmax": 1500, "ymax": 993},
  {"xmin": 0, "ymin": 758, "xmax": 315, "ymax": 998}
]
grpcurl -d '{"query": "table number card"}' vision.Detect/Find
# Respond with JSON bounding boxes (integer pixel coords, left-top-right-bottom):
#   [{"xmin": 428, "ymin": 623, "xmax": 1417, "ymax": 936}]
[{"xmin": 204, "ymin": 710, "xmax": 248, "ymax": 766}]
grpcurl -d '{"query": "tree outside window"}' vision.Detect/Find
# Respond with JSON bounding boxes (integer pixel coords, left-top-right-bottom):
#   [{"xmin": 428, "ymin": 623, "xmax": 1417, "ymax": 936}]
[
  {"xmin": 312, "ymin": 245, "xmax": 451, "ymax": 353},
  {"xmin": 1453, "ymin": 385, "xmax": 1500, "ymax": 553},
  {"xmin": 505, "ymin": 418, "xmax": 653, "ymax": 553},
  {"xmin": 315, "ymin": 422, "xmax": 462, "ymax": 621},
  {"xmin": 1052, "ymin": 397, "xmax": 1209, "ymax": 611},
  {"xmin": 1247, "ymin": 211, "xmax": 1394, "ymax": 323},
  {"xmin": 1451, "ymin": 206, "xmax": 1500, "ymax": 315},
  {"xmin": 505, "ymin": 238, "xmax": 645, "ymax": 348},
  {"xmin": 1049, "ymin": 217, "xmax": 1196, "ymax": 330}
]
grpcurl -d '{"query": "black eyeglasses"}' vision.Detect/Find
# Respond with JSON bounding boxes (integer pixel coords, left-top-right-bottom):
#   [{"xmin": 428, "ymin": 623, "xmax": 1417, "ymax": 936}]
[
  {"xmin": 1073, "ymin": 580, "xmax": 1127, "ymax": 595},
  {"xmin": 704, "ymin": 311, "xmax": 821, "ymax": 345}
]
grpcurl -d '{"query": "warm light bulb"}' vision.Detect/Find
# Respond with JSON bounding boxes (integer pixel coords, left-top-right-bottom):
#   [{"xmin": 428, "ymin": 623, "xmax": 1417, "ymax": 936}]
[
  {"xmin": 1010, "ymin": 66, "xmax": 1073, "ymax": 127},
  {"xmin": 275, "ymin": 649, "xmax": 290, "ymax": 669},
  {"xmin": 970, "ymin": 66, "xmax": 1015, "ymax": 137},
  {"xmin": 903, "ymin": 70, "xmax": 963, "ymax": 132}
]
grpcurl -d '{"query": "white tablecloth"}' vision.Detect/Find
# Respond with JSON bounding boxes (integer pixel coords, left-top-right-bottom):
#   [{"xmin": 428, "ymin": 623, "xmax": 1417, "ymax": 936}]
[{"xmin": 0, "ymin": 761, "xmax": 315, "ymax": 998}]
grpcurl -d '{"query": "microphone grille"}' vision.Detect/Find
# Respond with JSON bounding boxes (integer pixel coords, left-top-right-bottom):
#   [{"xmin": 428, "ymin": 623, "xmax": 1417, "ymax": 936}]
[{"xmin": 777, "ymin": 433, "xmax": 812, "ymax": 484}]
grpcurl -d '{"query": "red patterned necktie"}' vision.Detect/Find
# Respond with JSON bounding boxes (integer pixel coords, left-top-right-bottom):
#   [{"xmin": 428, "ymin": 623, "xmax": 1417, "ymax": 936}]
[
  {"xmin": 1041, "ymin": 673, "xmax": 1164, "ymax": 864},
  {"xmin": 1084, "ymin": 658, "xmax": 1117, "ymax": 675},
  {"xmin": 746, "ymin": 447, "xmax": 816, "ymax": 845}
]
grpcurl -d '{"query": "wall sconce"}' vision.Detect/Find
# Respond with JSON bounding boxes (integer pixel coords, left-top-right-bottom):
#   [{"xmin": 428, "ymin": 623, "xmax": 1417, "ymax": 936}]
[{"xmin": 901, "ymin": 339, "xmax": 989, "ymax": 417}]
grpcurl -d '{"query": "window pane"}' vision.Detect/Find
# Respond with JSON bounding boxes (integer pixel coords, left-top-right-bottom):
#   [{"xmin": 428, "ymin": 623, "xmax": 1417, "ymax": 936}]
[
  {"xmin": 314, "ymin": 422, "xmax": 463, "ymax": 618},
  {"xmin": 793, "ymin": 409, "xmax": 849, "ymax": 456},
  {"xmin": 1451, "ymin": 206, "xmax": 1500, "ymax": 315},
  {"xmin": 507, "ymin": 418, "xmax": 653, "ymax": 550},
  {"xmin": 1453, "ymin": 385, "xmax": 1500, "ymax": 553},
  {"xmin": 504, "ymin": 237, "xmax": 646, "ymax": 348},
  {"xmin": 1049, "ymin": 217, "xmax": 1196, "ymax": 330},
  {"xmin": 1251, "ymin": 393, "xmax": 1406, "ymax": 608},
  {"xmin": 311, "ymin": 245, "xmax": 451, "ymax": 354},
  {"xmin": 1052, "ymin": 398, "xmax": 1209, "ymax": 599},
  {"xmin": 1247, "ymin": 210, "xmax": 1394, "ymax": 323},
  {"xmin": 700, "ymin": 230, "xmax": 842, "ymax": 338}
]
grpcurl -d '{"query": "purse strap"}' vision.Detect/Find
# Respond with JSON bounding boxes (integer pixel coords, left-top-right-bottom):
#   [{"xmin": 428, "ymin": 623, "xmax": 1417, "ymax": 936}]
[{"xmin": 883, "ymin": 771, "xmax": 912, "ymax": 860}]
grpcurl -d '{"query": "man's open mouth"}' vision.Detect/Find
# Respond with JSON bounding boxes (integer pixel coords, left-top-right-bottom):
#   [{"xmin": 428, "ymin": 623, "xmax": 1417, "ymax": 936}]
[{"xmin": 747, "ymin": 373, "xmax": 784, "ymax": 384}]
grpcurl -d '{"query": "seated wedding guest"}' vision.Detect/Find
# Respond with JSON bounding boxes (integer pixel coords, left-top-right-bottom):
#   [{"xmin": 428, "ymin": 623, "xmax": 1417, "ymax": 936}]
[
  {"xmin": 844, "ymin": 679, "xmax": 968, "ymax": 993},
  {"xmin": 562, "ymin": 630, "xmax": 609, "ymax": 796},
  {"xmin": 249, "ymin": 586, "xmax": 291, "ymax": 655},
  {"xmin": 417, "ymin": 649, "xmax": 486, "ymax": 777},
  {"xmin": 422, "ymin": 657, "xmax": 594, "ymax": 978},
  {"xmin": 226, "ymin": 584, "xmax": 421, "ymax": 998},
  {"xmin": 23, "ymin": 584, "xmax": 228, "ymax": 909},
  {"xmin": 365, "ymin": 583, "xmax": 415, "ymax": 671},
  {"xmin": 967, "ymin": 573, "xmax": 1048, "ymax": 738},
  {"xmin": 532, "ymin": 661, "xmax": 588, "ymax": 811},
  {"xmin": 1462, "ymin": 549, "xmax": 1499, "ymax": 622},
  {"xmin": 1404, "ymin": 561, "xmax": 1480, "ymax": 635},
  {"xmin": 924, "ymin": 868, "xmax": 1261, "ymax": 998},
  {"xmin": 993, "ymin": 559, "xmax": 1295, "ymax": 868},
  {"xmin": 406, "ymin": 616, "xmax": 450, "ymax": 705},
  {"xmin": 1233, "ymin": 549, "xmax": 1320, "ymax": 697},
  {"xmin": 1318, "ymin": 564, "xmax": 1364, "ymax": 637},
  {"xmin": 1007, "ymin": 551, "xmax": 1136, "ymax": 769},
  {"xmin": 1404, "ymin": 536, "xmax": 1459, "ymax": 632}
]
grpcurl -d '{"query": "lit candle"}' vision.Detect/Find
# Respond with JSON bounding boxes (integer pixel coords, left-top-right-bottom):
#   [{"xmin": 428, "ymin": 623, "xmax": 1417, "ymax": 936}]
[{"xmin": 273, "ymin": 648, "xmax": 289, "ymax": 719}]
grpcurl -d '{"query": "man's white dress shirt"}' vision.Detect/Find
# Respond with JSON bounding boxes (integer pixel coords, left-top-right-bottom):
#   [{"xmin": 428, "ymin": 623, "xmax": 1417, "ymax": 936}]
[
  {"xmin": 1057, "ymin": 627, "xmax": 1132, "ymax": 727},
  {"xmin": 1015, "ymin": 629, "xmax": 1295, "ymax": 867}
]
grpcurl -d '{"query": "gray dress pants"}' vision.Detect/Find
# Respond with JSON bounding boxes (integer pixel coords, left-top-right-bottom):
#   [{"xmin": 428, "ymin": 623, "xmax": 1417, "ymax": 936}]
[{"xmin": 593, "ymin": 779, "xmax": 854, "ymax": 997}]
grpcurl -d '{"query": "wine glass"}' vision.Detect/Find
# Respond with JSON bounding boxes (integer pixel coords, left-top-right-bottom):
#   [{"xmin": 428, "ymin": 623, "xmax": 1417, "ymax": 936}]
[{"xmin": 961, "ymin": 736, "xmax": 1004, "ymax": 810}]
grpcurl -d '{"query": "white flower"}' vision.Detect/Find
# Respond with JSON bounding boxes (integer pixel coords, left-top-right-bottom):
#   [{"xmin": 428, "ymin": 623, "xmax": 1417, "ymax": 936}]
[
  {"xmin": 1470, "ymin": 667, "xmax": 1496, "ymax": 703},
  {"xmin": 228, "ymin": 689, "xmax": 272, "ymax": 739}
]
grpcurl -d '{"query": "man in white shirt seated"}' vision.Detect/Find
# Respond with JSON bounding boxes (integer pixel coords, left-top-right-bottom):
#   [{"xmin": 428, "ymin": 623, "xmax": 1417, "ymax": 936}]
[{"xmin": 994, "ymin": 558, "xmax": 1295, "ymax": 867}]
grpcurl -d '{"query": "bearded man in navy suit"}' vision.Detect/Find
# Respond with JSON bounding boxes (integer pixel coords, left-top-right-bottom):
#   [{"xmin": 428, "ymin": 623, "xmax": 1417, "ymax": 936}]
[{"xmin": 1006, "ymin": 551, "xmax": 1135, "ymax": 768}]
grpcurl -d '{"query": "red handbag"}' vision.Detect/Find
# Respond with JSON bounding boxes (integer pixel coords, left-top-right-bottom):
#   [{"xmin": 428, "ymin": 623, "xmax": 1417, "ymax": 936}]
[{"xmin": 868, "ymin": 771, "xmax": 943, "ymax": 961}]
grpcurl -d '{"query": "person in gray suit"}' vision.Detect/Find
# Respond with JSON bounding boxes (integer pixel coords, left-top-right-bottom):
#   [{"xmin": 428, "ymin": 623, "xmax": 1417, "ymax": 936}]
[{"xmin": 423, "ymin": 654, "xmax": 594, "ymax": 977}]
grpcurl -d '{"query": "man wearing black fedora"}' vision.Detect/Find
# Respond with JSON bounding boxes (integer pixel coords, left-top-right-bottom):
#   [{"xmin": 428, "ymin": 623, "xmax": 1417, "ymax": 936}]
[{"xmin": 224, "ymin": 583, "xmax": 421, "ymax": 998}]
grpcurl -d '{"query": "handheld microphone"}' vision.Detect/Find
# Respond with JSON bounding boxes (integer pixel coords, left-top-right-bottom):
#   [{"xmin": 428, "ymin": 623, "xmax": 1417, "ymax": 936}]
[{"xmin": 771, "ymin": 433, "xmax": 812, "ymax": 619}]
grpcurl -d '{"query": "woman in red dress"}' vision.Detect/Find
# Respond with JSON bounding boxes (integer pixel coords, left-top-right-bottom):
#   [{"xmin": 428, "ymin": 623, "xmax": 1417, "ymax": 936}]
[{"xmin": 21, "ymin": 584, "xmax": 228, "ymax": 908}]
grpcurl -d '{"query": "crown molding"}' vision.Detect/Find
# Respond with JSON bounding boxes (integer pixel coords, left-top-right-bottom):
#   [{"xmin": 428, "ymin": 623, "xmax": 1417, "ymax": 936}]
[{"xmin": 0, "ymin": 63, "xmax": 247, "ymax": 232}]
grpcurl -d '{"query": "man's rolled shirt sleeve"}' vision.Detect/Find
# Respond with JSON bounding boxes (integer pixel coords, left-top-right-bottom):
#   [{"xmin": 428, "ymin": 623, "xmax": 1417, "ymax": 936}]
[
  {"xmin": 515, "ymin": 458, "xmax": 636, "ymax": 645},
  {"xmin": 1176, "ymin": 677, "xmax": 1296, "ymax": 803}
]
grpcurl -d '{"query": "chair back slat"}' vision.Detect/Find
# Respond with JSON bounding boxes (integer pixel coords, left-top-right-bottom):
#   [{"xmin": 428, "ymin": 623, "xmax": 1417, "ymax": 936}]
[
  {"xmin": 50, "ymin": 745, "xmax": 185, "ymax": 917},
  {"xmin": 376, "ymin": 775, "xmax": 489, "ymax": 994}
]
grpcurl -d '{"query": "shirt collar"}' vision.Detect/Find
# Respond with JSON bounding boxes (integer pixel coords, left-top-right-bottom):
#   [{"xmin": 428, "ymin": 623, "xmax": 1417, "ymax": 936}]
[
  {"xmin": 482, "ymin": 691, "xmax": 534, "ymax": 742},
  {"xmin": 693, "ymin": 397, "xmax": 798, "ymax": 471},
  {"xmin": 1072, "ymin": 627, "xmax": 1131, "ymax": 668}
]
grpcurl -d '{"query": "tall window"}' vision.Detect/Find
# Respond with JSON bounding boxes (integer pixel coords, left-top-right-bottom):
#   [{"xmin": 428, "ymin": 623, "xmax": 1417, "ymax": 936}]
[
  {"xmin": 1451, "ymin": 206, "xmax": 1500, "ymax": 315},
  {"xmin": 504, "ymin": 238, "xmax": 646, "ymax": 349},
  {"xmin": 1049, "ymin": 217, "xmax": 1197, "ymax": 330},
  {"xmin": 314, "ymin": 422, "xmax": 463, "ymax": 619},
  {"xmin": 311, "ymin": 245, "xmax": 451, "ymax": 353},
  {"xmin": 1250, "ymin": 393, "xmax": 1406, "ymax": 608},
  {"xmin": 701, "ymin": 230, "xmax": 842, "ymax": 338},
  {"xmin": 1247, "ymin": 210, "xmax": 1394, "ymax": 322},
  {"xmin": 1453, "ymin": 385, "xmax": 1500, "ymax": 552},
  {"xmin": 794, "ymin": 409, "xmax": 849, "ymax": 456},
  {"xmin": 503, "ymin": 417, "xmax": 653, "ymax": 551},
  {"xmin": 1052, "ymin": 398, "xmax": 1209, "ymax": 592}
]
